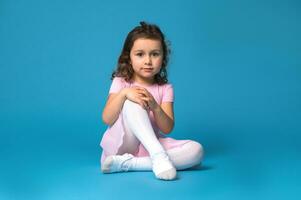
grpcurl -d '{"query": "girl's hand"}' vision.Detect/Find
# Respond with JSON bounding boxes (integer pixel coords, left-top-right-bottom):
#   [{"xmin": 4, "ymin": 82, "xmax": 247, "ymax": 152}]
[
  {"xmin": 122, "ymin": 87, "xmax": 150, "ymax": 110},
  {"xmin": 138, "ymin": 88, "xmax": 159, "ymax": 111}
]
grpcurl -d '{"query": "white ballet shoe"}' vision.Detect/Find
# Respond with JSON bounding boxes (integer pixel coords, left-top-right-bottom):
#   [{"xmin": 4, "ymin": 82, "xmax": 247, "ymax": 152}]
[
  {"xmin": 101, "ymin": 153, "xmax": 134, "ymax": 173},
  {"xmin": 151, "ymin": 152, "xmax": 177, "ymax": 180}
]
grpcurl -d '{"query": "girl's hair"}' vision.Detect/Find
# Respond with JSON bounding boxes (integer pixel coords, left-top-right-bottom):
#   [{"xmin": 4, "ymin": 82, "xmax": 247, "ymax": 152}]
[{"xmin": 111, "ymin": 21, "xmax": 171, "ymax": 85}]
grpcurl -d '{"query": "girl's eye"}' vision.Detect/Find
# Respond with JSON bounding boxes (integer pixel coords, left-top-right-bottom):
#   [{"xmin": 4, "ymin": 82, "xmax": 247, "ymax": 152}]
[
  {"xmin": 152, "ymin": 53, "xmax": 159, "ymax": 56},
  {"xmin": 136, "ymin": 53, "xmax": 143, "ymax": 57}
]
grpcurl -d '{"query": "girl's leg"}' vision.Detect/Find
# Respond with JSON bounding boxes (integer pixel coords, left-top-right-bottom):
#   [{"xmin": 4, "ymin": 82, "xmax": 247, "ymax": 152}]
[
  {"xmin": 131, "ymin": 141, "xmax": 204, "ymax": 171},
  {"xmin": 105, "ymin": 100, "xmax": 176, "ymax": 180},
  {"xmin": 102, "ymin": 140, "xmax": 204, "ymax": 173},
  {"xmin": 121, "ymin": 100, "xmax": 167, "ymax": 158}
]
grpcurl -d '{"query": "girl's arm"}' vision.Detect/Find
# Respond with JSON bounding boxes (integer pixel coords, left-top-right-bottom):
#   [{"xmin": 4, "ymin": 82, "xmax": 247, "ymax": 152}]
[
  {"xmin": 138, "ymin": 88, "xmax": 174, "ymax": 134},
  {"xmin": 102, "ymin": 90, "xmax": 127, "ymax": 126},
  {"xmin": 152, "ymin": 102, "xmax": 174, "ymax": 134}
]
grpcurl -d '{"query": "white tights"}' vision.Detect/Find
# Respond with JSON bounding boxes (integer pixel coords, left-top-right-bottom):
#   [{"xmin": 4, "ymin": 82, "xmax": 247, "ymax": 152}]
[{"xmin": 118, "ymin": 100, "xmax": 204, "ymax": 171}]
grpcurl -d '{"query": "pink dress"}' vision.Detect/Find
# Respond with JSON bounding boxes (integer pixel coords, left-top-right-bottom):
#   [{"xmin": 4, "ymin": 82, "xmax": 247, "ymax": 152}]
[{"xmin": 100, "ymin": 77, "xmax": 190, "ymax": 163}]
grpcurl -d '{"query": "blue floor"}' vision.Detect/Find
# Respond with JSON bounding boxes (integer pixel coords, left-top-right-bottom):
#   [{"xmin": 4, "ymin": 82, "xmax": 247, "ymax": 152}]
[{"xmin": 1, "ymin": 118, "xmax": 300, "ymax": 200}]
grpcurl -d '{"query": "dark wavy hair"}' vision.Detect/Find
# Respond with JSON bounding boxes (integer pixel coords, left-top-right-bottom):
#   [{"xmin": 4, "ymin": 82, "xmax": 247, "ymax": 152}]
[{"xmin": 111, "ymin": 21, "xmax": 171, "ymax": 85}]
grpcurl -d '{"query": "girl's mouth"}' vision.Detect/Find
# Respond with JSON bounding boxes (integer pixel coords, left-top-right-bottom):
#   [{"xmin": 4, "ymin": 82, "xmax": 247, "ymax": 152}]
[
  {"xmin": 143, "ymin": 68, "xmax": 153, "ymax": 72},
  {"xmin": 143, "ymin": 68, "xmax": 153, "ymax": 71}
]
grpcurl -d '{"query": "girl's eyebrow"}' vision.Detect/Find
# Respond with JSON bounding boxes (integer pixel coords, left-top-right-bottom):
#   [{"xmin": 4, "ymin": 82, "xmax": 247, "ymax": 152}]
[{"xmin": 133, "ymin": 49, "xmax": 161, "ymax": 52}]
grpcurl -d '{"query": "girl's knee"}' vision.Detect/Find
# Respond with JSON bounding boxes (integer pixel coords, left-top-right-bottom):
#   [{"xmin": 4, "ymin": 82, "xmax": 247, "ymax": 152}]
[
  {"xmin": 123, "ymin": 100, "xmax": 148, "ymax": 117},
  {"xmin": 187, "ymin": 140, "xmax": 204, "ymax": 163},
  {"xmin": 124, "ymin": 99, "xmax": 136, "ymax": 107},
  {"xmin": 124, "ymin": 99, "xmax": 143, "ymax": 110}
]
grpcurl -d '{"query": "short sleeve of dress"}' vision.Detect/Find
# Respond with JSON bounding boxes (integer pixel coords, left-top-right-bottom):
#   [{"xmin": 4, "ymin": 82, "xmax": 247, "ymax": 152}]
[
  {"xmin": 162, "ymin": 83, "xmax": 174, "ymax": 102},
  {"xmin": 109, "ymin": 77, "xmax": 126, "ymax": 94}
]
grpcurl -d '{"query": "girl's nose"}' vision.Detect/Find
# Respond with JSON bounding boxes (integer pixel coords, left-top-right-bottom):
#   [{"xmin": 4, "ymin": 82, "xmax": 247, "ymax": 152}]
[{"xmin": 145, "ymin": 56, "xmax": 152, "ymax": 65}]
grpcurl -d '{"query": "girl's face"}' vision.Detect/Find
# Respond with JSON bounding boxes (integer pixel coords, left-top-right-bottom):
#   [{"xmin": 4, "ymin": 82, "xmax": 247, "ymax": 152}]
[{"xmin": 129, "ymin": 38, "xmax": 163, "ymax": 83}]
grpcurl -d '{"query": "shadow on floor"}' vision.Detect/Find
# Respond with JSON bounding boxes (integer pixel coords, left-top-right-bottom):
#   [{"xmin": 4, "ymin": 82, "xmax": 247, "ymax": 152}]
[{"xmin": 179, "ymin": 164, "xmax": 214, "ymax": 172}]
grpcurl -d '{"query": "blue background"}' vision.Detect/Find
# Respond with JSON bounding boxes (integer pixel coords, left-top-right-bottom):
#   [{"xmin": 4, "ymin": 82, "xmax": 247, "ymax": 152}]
[{"xmin": 0, "ymin": 0, "xmax": 300, "ymax": 199}]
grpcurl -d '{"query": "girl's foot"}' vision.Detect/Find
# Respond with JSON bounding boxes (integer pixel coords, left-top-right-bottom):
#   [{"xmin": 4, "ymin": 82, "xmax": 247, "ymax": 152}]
[
  {"xmin": 151, "ymin": 152, "xmax": 177, "ymax": 180},
  {"xmin": 101, "ymin": 153, "xmax": 134, "ymax": 173}
]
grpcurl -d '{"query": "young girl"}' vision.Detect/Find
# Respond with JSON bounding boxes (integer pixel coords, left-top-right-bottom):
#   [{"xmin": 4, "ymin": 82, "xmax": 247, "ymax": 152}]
[{"xmin": 100, "ymin": 22, "xmax": 204, "ymax": 181}]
